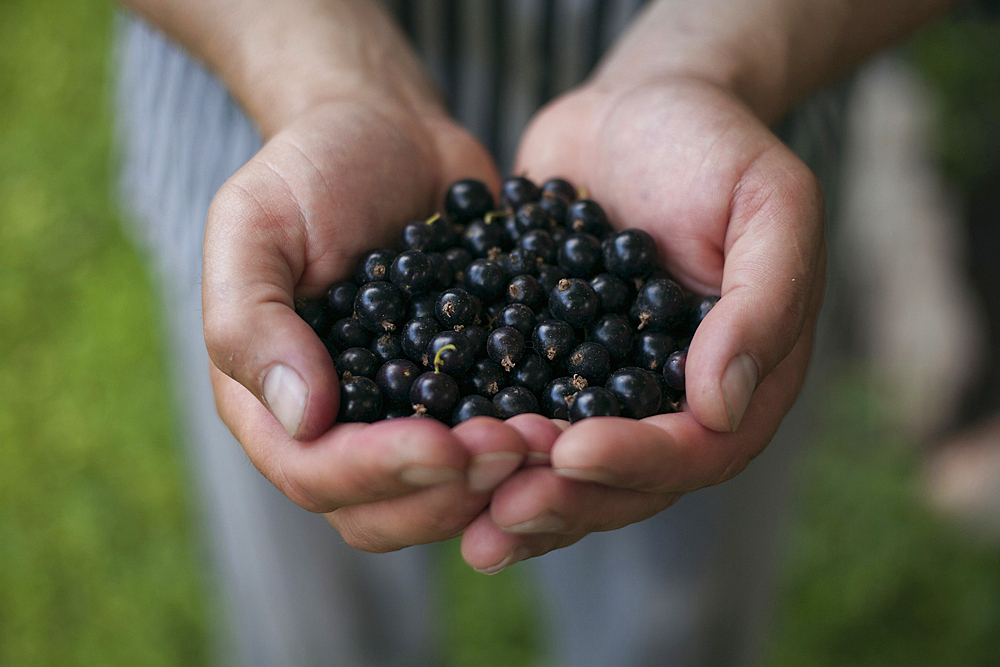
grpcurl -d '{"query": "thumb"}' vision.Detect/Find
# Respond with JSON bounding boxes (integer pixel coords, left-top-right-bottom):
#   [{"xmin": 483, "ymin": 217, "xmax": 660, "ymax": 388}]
[
  {"xmin": 685, "ymin": 145, "xmax": 825, "ymax": 433},
  {"xmin": 202, "ymin": 162, "xmax": 338, "ymax": 441}
]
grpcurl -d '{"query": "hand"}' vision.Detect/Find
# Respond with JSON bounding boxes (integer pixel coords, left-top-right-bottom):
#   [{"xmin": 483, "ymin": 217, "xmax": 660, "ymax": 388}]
[
  {"xmin": 203, "ymin": 97, "xmax": 529, "ymax": 551},
  {"xmin": 461, "ymin": 75, "xmax": 825, "ymax": 571}
]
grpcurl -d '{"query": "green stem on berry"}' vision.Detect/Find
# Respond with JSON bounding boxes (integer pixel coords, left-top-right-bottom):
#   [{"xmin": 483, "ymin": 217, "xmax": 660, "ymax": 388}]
[{"xmin": 433, "ymin": 344, "xmax": 456, "ymax": 373}]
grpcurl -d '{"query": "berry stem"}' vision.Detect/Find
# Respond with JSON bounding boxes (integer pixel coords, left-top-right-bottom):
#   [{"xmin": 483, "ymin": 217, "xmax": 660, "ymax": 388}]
[{"xmin": 433, "ymin": 344, "xmax": 457, "ymax": 373}]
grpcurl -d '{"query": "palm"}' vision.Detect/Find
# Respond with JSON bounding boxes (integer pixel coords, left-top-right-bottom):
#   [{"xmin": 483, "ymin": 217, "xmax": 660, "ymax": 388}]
[{"xmin": 461, "ymin": 77, "xmax": 826, "ymax": 570}]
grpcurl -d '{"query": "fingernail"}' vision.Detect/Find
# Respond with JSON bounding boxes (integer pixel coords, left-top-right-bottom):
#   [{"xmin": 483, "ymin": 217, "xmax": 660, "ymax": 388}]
[
  {"xmin": 467, "ymin": 452, "xmax": 524, "ymax": 494},
  {"xmin": 400, "ymin": 466, "xmax": 464, "ymax": 487},
  {"xmin": 506, "ymin": 511, "xmax": 566, "ymax": 534},
  {"xmin": 554, "ymin": 466, "xmax": 614, "ymax": 484},
  {"xmin": 476, "ymin": 546, "xmax": 531, "ymax": 575},
  {"xmin": 263, "ymin": 364, "xmax": 307, "ymax": 437},
  {"xmin": 721, "ymin": 353, "xmax": 758, "ymax": 432}
]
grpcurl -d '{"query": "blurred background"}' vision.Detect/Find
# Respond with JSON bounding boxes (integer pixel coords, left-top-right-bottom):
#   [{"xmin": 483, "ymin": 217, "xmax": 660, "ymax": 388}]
[{"xmin": 3, "ymin": 0, "xmax": 1000, "ymax": 665}]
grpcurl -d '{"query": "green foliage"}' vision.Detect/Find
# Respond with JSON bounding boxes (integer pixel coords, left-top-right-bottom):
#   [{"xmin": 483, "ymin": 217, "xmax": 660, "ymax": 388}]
[{"xmin": 0, "ymin": 1, "xmax": 209, "ymax": 665}]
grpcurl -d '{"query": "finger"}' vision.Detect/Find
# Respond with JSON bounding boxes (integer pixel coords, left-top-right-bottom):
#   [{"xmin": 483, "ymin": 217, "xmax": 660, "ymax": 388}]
[
  {"xmin": 450, "ymin": 417, "xmax": 528, "ymax": 494},
  {"xmin": 488, "ymin": 467, "xmax": 678, "ymax": 535},
  {"xmin": 461, "ymin": 510, "xmax": 579, "ymax": 574},
  {"xmin": 502, "ymin": 413, "xmax": 567, "ymax": 466},
  {"xmin": 685, "ymin": 144, "xmax": 825, "ymax": 432},
  {"xmin": 212, "ymin": 365, "xmax": 468, "ymax": 512},
  {"xmin": 551, "ymin": 310, "xmax": 816, "ymax": 492}
]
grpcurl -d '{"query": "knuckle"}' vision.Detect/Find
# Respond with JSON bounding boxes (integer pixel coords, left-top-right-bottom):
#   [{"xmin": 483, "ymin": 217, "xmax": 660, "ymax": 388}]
[{"xmin": 329, "ymin": 512, "xmax": 403, "ymax": 554}]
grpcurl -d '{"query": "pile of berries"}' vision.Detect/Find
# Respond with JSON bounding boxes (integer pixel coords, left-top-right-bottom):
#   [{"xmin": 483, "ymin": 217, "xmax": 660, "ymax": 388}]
[{"xmin": 296, "ymin": 177, "xmax": 718, "ymax": 425}]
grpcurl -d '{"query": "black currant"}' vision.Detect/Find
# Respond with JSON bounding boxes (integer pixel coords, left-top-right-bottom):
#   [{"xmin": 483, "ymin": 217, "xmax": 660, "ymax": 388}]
[
  {"xmin": 370, "ymin": 332, "xmax": 403, "ymax": 364},
  {"xmin": 663, "ymin": 350, "xmax": 687, "ymax": 392},
  {"xmin": 338, "ymin": 376, "xmax": 382, "ymax": 423},
  {"xmin": 511, "ymin": 353, "xmax": 552, "ymax": 394},
  {"xmin": 566, "ymin": 342, "xmax": 611, "ymax": 385},
  {"xmin": 461, "ymin": 324, "xmax": 488, "ymax": 355},
  {"xmin": 462, "ymin": 218, "xmax": 505, "ymax": 258},
  {"xmin": 532, "ymin": 320, "xmax": 576, "ymax": 362},
  {"xmin": 541, "ymin": 177, "xmax": 577, "ymax": 202},
  {"xmin": 549, "ymin": 278, "xmax": 599, "ymax": 328},
  {"xmin": 568, "ymin": 386, "xmax": 620, "ymax": 423},
  {"xmin": 542, "ymin": 375, "xmax": 588, "ymax": 420},
  {"xmin": 487, "ymin": 326, "xmax": 526, "ymax": 371},
  {"xmin": 632, "ymin": 331, "xmax": 677, "ymax": 372},
  {"xmin": 296, "ymin": 298, "xmax": 332, "ymax": 337},
  {"xmin": 588, "ymin": 314, "xmax": 635, "ymax": 361},
  {"xmin": 605, "ymin": 367, "xmax": 662, "ymax": 419},
  {"xmin": 500, "ymin": 246, "xmax": 540, "ymax": 276},
  {"xmin": 401, "ymin": 316, "xmax": 442, "ymax": 365},
  {"xmin": 496, "ymin": 303, "xmax": 535, "ymax": 337},
  {"xmin": 602, "ymin": 229, "xmax": 657, "ymax": 279},
  {"xmin": 463, "ymin": 258, "xmax": 507, "ymax": 301},
  {"xmin": 466, "ymin": 358, "xmax": 507, "ymax": 398},
  {"xmin": 328, "ymin": 317, "xmax": 372, "ymax": 350},
  {"xmin": 435, "ymin": 287, "xmax": 478, "ymax": 329},
  {"xmin": 493, "ymin": 385, "xmax": 541, "ymax": 419},
  {"xmin": 390, "ymin": 250, "xmax": 436, "ymax": 296},
  {"xmin": 514, "ymin": 203, "xmax": 551, "ymax": 234},
  {"xmin": 324, "ymin": 281, "xmax": 358, "ymax": 320},
  {"xmin": 565, "ymin": 199, "xmax": 610, "ymax": 236},
  {"xmin": 506, "ymin": 274, "xmax": 543, "ymax": 308},
  {"xmin": 590, "ymin": 273, "xmax": 631, "ymax": 314},
  {"xmin": 375, "ymin": 358, "xmax": 420, "ymax": 406},
  {"xmin": 356, "ymin": 249, "xmax": 397, "ymax": 284},
  {"xmin": 452, "ymin": 395, "xmax": 497, "ymax": 425},
  {"xmin": 410, "ymin": 292, "xmax": 440, "ymax": 320},
  {"xmin": 630, "ymin": 278, "xmax": 686, "ymax": 331},
  {"xmin": 518, "ymin": 229, "xmax": 557, "ymax": 264},
  {"xmin": 537, "ymin": 264, "xmax": 569, "ymax": 294},
  {"xmin": 410, "ymin": 371, "xmax": 459, "ymax": 420},
  {"xmin": 427, "ymin": 330, "xmax": 475, "ymax": 374},
  {"xmin": 335, "ymin": 347, "xmax": 379, "ymax": 379},
  {"xmin": 500, "ymin": 176, "xmax": 541, "ymax": 210},
  {"xmin": 557, "ymin": 232, "xmax": 603, "ymax": 278},
  {"xmin": 446, "ymin": 179, "xmax": 495, "ymax": 223},
  {"xmin": 354, "ymin": 281, "xmax": 407, "ymax": 333}
]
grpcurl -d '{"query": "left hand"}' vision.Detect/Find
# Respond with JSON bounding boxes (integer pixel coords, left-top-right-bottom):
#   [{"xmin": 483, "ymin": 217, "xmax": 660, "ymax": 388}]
[{"xmin": 461, "ymin": 74, "xmax": 826, "ymax": 572}]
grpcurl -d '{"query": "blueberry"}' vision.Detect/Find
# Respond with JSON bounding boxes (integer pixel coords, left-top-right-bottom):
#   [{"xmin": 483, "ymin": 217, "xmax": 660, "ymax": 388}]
[
  {"xmin": 445, "ymin": 179, "xmax": 494, "ymax": 223},
  {"xmin": 493, "ymin": 385, "xmax": 541, "ymax": 418},
  {"xmin": 605, "ymin": 367, "xmax": 662, "ymax": 419},
  {"xmin": 487, "ymin": 326, "xmax": 526, "ymax": 371},
  {"xmin": 356, "ymin": 249, "xmax": 397, "ymax": 284},
  {"xmin": 549, "ymin": 278, "xmax": 599, "ymax": 328},
  {"xmin": 602, "ymin": 229, "xmax": 657, "ymax": 279},
  {"xmin": 338, "ymin": 376, "xmax": 382, "ymax": 423},
  {"xmin": 566, "ymin": 342, "xmax": 611, "ymax": 385},
  {"xmin": 390, "ymin": 250, "xmax": 436, "ymax": 296},
  {"xmin": 452, "ymin": 395, "xmax": 497, "ymax": 425},
  {"xmin": 376, "ymin": 359, "xmax": 420, "ymax": 406},
  {"xmin": 354, "ymin": 281, "xmax": 407, "ymax": 333},
  {"xmin": 568, "ymin": 387, "xmax": 620, "ymax": 423}
]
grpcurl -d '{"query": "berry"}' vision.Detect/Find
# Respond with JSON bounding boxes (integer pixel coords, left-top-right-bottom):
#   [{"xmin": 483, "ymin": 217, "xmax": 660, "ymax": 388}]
[
  {"xmin": 630, "ymin": 278, "xmax": 685, "ymax": 331},
  {"xmin": 338, "ymin": 376, "xmax": 382, "ymax": 422},
  {"xmin": 487, "ymin": 326, "xmax": 526, "ymax": 371},
  {"xmin": 435, "ymin": 287, "xmax": 478, "ymax": 328},
  {"xmin": 410, "ymin": 292, "xmax": 440, "ymax": 320},
  {"xmin": 518, "ymin": 229, "xmax": 557, "ymax": 264},
  {"xmin": 532, "ymin": 320, "xmax": 576, "ymax": 362},
  {"xmin": 605, "ymin": 368, "xmax": 662, "ymax": 419},
  {"xmin": 539, "ymin": 194, "xmax": 569, "ymax": 224},
  {"xmin": 335, "ymin": 347, "xmax": 379, "ymax": 379},
  {"xmin": 514, "ymin": 203, "xmax": 551, "ymax": 234},
  {"xmin": 542, "ymin": 375, "xmax": 587, "ymax": 420},
  {"xmin": 390, "ymin": 250, "xmax": 436, "ymax": 296},
  {"xmin": 691, "ymin": 295, "xmax": 720, "ymax": 328},
  {"xmin": 590, "ymin": 273, "xmax": 631, "ymax": 313},
  {"xmin": 541, "ymin": 177, "xmax": 577, "ymax": 203},
  {"xmin": 500, "ymin": 176, "xmax": 541, "ymax": 210},
  {"xmin": 296, "ymin": 298, "xmax": 332, "ymax": 337},
  {"xmin": 496, "ymin": 303, "xmax": 535, "ymax": 337},
  {"xmin": 466, "ymin": 358, "xmax": 507, "ymax": 398},
  {"xmin": 549, "ymin": 278, "xmax": 599, "ymax": 328},
  {"xmin": 463, "ymin": 258, "xmax": 507, "ymax": 301},
  {"xmin": 427, "ymin": 331, "xmax": 475, "ymax": 374},
  {"xmin": 324, "ymin": 281, "xmax": 359, "ymax": 320},
  {"xmin": 461, "ymin": 324, "xmax": 488, "ymax": 355},
  {"xmin": 632, "ymin": 331, "xmax": 677, "ymax": 372},
  {"xmin": 568, "ymin": 387, "xmax": 620, "ymax": 423},
  {"xmin": 493, "ymin": 385, "xmax": 540, "ymax": 418},
  {"xmin": 376, "ymin": 358, "xmax": 420, "ymax": 405},
  {"xmin": 462, "ymin": 218, "xmax": 505, "ymax": 258},
  {"xmin": 588, "ymin": 314, "xmax": 635, "ymax": 361},
  {"xmin": 410, "ymin": 371, "xmax": 459, "ymax": 419},
  {"xmin": 537, "ymin": 264, "xmax": 569, "ymax": 294},
  {"xmin": 370, "ymin": 332, "xmax": 403, "ymax": 364},
  {"xmin": 565, "ymin": 199, "xmax": 610, "ymax": 236},
  {"xmin": 427, "ymin": 251, "xmax": 455, "ymax": 289},
  {"xmin": 328, "ymin": 317, "xmax": 371, "ymax": 350},
  {"xmin": 400, "ymin": 218, "xmax": 436, "ymax": 251},
  {"xmin": 452, "ymin": 395, "xmax": 496, "ymax": 425},
  {"xmin": 500, "ymin": 246, "xmax": 540, "ymax": 276},
  {"xmin": 354, "ymin": 281, "xmax": 407, "ymax": 333},
  {"xmin": 566, "ymin": 342, "xmax": 611, "ymax": 384},
  {"xmin": 511, "ymin": 353, "xmax": 552, "ymax": 394},
  {"xmin": 356, "ymin": 249, "xmax": 397, "ymax": 284},
  {"xmin": 557, "ymin": 233, "xmax": 603, "ymax": 278},
  {"xmin": 401, "ymin": 317, "xmax": 442, "ymax": 365},
  {"xmin": 602, "ymin": 229, "xmax": 657, "ymax": 279},
  {"xmin": 663, "ymin": 350, "xmax": 687, "ymax": 392},
  {"xmin": 443, "ymin": 247, "xmax": 473, "ymax": 275},
  {"xmin": 506, "ymin": 274, "xmax": 543, "ymax": 308},
  {"xmin": 445, "ymin": 179, "xmax": 494, "ymax": 223}
]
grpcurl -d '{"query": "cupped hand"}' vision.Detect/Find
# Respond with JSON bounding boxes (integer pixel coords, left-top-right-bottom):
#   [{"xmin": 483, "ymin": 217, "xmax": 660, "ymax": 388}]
[
  {"xmin": 202, "ymin": 98, "xmax": 528, "ymax": 551},
  {"xmin": 462, "ymin": 75, "xmax": 826, "ymax": 571}
]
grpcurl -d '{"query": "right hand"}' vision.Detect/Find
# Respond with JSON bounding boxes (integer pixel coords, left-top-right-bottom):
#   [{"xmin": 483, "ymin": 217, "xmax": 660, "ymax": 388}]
[{"xmin": 202, "ymin": 97, "xmax": 528, "ymax": 552}]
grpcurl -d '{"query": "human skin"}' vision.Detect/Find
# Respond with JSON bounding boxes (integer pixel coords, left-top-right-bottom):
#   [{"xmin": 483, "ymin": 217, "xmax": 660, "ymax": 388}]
[{"xmin": 121, "ymin": 0, "xmax": 955, "ymax": 569}]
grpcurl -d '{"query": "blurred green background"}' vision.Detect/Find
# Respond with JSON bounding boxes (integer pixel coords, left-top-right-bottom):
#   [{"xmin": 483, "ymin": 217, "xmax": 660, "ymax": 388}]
[{"xmin": 2, "ymin": 1, "xmax": 1000, "ymax": 665}]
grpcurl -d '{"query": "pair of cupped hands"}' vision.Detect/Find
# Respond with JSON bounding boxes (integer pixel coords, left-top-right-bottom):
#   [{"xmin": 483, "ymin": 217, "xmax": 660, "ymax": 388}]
[{"xmin": 202, "ymin": 69, "xmax": 825, "ymax": 574}]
